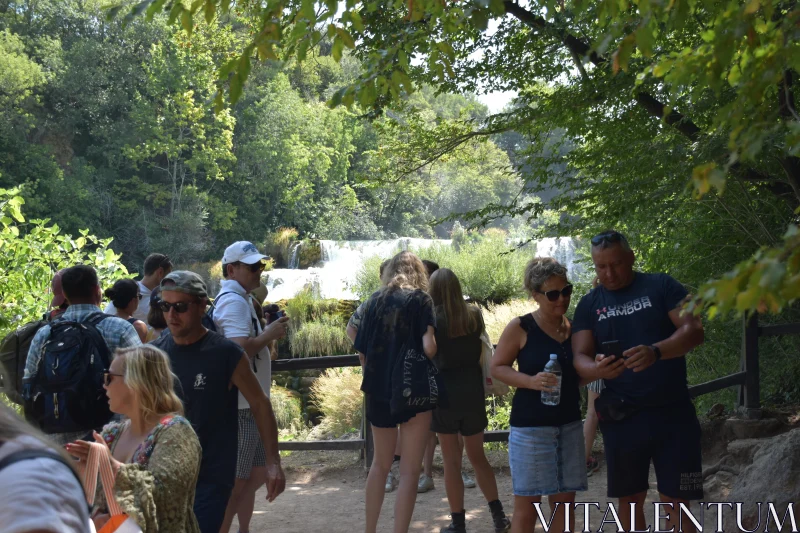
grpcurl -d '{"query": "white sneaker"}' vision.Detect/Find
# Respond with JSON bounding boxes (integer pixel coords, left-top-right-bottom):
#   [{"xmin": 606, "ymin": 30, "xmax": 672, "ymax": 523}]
[
  {"xmin": 417, "ymin": 473, "xmax": 435, "ymax": 493},
  {"xmin": 461, "ymin": 471, "xmax": 476, "ymax": 488}
]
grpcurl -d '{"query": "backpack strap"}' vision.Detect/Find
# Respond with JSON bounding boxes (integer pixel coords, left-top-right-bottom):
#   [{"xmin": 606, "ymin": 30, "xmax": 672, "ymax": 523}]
[{"xmin": 214, "ymin": 291, "xmax": 261, "ymax": 372}]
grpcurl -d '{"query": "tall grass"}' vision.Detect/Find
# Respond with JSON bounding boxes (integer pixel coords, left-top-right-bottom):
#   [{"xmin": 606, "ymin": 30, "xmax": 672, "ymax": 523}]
[
  {"xmin": 311, "ymin": 367, "xmax": 363, "ymax": 437},
  {"xmin": 482, "ymin": 299, "xmax": 535, "ymax": 344},
  {"xmin": 290, "ymin": 315, "xmax": 352, "ymax": 357},
  {"xmin": 271, "ymin": 384, "xmax": 303, "ymax": 429}
]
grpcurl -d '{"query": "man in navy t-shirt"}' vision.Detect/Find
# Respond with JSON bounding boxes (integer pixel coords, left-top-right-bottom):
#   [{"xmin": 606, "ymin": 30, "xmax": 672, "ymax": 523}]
[
  {"xmin": 572, "ymin": 231, "xmax": 705, "ymax": 533},
  {"xmin": 151, "ymin": 271, "xmax": 286, "ymax": 533}
]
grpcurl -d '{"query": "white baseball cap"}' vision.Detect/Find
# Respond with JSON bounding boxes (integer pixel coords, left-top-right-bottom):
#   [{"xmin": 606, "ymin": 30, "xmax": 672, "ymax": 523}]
[{"xmin": 222, "ymin": 241, "xmax": 268, "ymax": 265}]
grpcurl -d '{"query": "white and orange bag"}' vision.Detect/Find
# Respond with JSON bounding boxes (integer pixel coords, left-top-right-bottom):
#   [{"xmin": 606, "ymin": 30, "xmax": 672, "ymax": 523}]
[{"xmin": 80, "ymin": 441, "xmax": 142, "ymax": 533}]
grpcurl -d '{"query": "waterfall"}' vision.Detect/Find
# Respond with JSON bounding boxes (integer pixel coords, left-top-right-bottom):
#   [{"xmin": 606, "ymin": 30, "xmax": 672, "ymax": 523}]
[
  {"xmin": 264, "ymin": 236, "xmax": 580, "ymax": 302},
  {"xmin": 288, "ymin": 242, "xmax": 302, "ymax": 269}
]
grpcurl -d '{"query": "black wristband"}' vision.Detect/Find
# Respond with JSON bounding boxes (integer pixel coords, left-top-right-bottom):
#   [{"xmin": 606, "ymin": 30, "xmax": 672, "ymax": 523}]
[{"xmin": 651, "ymin": 345, "xmax": 662, "ymax": 361}]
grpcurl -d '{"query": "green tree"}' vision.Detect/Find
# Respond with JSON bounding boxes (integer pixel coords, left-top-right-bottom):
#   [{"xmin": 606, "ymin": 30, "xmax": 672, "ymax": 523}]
[
  {"xmin": 0, "ymin": 187, "xmax": 130, "ymax": 336},
  {"xmin": 133, "ymin": 0, "xmax": 800, "ymax": 314}
]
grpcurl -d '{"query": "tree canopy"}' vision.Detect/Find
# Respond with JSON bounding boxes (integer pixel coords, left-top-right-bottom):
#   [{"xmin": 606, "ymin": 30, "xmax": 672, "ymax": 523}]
[{"xmin": 120, "ymin": 0, "xmax": 800, "ymax": 316}]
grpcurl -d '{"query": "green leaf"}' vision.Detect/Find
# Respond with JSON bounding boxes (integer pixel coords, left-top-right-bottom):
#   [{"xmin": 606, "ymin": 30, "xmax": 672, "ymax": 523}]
[
  {"xmin": 180, "ymin": 9, "xmax": 193, "ymax": 33},
  {"xmin": 204, "ymin": 1, "xmax": 215, "ymax": 23},
  {"xmin": 350, "ymin": 10, "xmax": 364, "ymax": 32},
  {"xmin": 335, "ymin": 27, "xmax": 356, "ymax": 49},
  {"xmin": 229, "ymin": 72, "xmax": 243, "ymax": 104},
  {"xmin": 332, "ymin": 36, "xmax": 344, "ymax": 61}
]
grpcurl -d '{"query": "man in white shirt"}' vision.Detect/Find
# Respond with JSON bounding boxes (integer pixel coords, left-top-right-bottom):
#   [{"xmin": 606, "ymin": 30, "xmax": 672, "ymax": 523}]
[
  {"xmin": 214, "ymin": 241, "xmax": 290, "ymax": 533},
  {"xmin": 104, "ymin": 253, "xmax": 172, "ymax": 322}
]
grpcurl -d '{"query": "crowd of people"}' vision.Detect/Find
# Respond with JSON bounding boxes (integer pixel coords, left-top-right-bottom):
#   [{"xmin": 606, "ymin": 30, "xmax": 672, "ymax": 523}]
[{"xmin": 0, "ymin": 230, "xmax": 707, "ymax": 533}]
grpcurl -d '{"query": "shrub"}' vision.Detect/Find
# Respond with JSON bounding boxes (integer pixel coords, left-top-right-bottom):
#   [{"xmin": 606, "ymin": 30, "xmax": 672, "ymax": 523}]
[
  {"xmin": 265, "ymin": 227, "xmax": 299, "ymax": 268},
  {"xmin": 352, "ymin": 255, "xmax": 386, "ymax": 301},
  {"xmin": 270, "ymin": 384, "xmax": 303, "ymax": 429},
  {"xmin": 290, "ymin": 315, "xmax": 352, "ymax": 357},
  {"xmin": 311, "ymin": 367, "xmax": 363, "ymax": 437}
]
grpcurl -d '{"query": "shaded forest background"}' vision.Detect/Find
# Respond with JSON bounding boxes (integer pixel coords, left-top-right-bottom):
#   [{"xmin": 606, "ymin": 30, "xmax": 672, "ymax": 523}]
[{"xmin": 1, "ymin": 1, "xmax": 531, "ymax": 269}]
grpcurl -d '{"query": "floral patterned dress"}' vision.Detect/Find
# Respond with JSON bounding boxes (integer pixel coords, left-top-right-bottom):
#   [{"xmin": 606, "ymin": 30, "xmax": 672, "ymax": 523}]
[{"xmin": 95, "ymin": 414, "xmax": 201, "ymax": 533}]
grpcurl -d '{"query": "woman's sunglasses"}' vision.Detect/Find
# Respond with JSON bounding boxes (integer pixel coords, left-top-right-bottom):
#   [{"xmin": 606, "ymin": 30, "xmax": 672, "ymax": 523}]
[
  {"xmin": 537, "ymin": 284, "xmax": 573, "ymax": 302},
  {"xmin": 137, "ymin": 293, "xmax": 143, "ymax": 300},
  {"xmin": 103, "ymin": 371, "xmax": 124, "ymax": 386},
  {"xmin": 158, "ymin": 300, "xmax": 194, "ymax": 313}
]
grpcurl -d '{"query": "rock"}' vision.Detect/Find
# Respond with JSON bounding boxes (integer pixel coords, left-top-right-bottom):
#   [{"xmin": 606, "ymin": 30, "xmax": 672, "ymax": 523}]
[
  {"xmin": 725, "ymin": 417, "xmax": 783, "ymax": 440},
  {"xmin": 726, "ymin": 438, "xmax": 764, "ymax": 464},
  {"xmin": 299, "ymin": 377, "xmax": 317, "ymax": 389},
  {"xmin": 724, "ymin": 428, "xmax": 800, "ymax": 530},
  {"xmin": 707, "ymin": 403, "xmax": 726, "ymax": 418}
]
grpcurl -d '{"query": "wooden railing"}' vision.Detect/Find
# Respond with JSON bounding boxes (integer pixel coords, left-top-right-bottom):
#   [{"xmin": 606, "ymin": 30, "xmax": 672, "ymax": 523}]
[{"xmin": 274, "ymin": 312, "xmax": 800, "ymax": 465}]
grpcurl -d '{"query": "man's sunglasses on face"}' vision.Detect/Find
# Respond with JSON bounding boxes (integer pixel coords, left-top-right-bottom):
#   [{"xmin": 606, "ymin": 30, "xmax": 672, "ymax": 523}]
[
  {"xmin": 537, "ymin": 284, "xmax": 574, "ymax": 302},
  {"xmin": 158, "ymin": 300, "xmax": 196, "ymax": 313},
  {"xmin": 591, "ymin": 231, "xmax": 624, "ymax": 247},
  {"xmin": 239, "ymin": 261, "xmax": 266, "ymax": 273}
]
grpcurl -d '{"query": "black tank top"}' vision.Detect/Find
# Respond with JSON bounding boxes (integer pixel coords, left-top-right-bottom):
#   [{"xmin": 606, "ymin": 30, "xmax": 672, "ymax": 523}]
[{"xmin": 509, "ymin": 314, "xmax": 582, "ymax": 427}]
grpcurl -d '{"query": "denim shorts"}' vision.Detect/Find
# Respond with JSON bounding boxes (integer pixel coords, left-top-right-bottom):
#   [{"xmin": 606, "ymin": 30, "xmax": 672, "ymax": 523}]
[{"xmin": 508, "ymin": 420, "xmax": 588, "ymax": 496}]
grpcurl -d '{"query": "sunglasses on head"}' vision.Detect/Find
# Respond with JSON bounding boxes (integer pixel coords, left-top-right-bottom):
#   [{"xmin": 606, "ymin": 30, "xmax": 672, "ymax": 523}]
[
  {"xmin": 537, "ymin": 284, "xmax": 573, "ymax": 302},
  {"xmin": 591, "ymin": 231, "xmax": 624, "ymax": 247},
  {"xmin": 158, "ymin": 300, "xmax": 196, "ymax": 313},
  {"xmin": 103, "ymin": 371, "xmax": 124, "ymax": 386}
]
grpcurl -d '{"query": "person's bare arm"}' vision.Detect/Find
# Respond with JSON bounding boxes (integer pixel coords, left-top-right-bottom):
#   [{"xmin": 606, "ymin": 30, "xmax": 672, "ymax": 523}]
[
  {"xmin": 231, "ymin": 316, "xmax": 290, "ymax": 357},
  {"xmin": 346, "ymin": 324, "xmax": 358, "ymax": 344},
  {"xmin": 623, "ymin": 305, "xmax": 705, "ymax": 372},
  {"xmin": 572, "ymin": 329, "xmax": 626, "ymax": 381},
  {"xmin": 231, "ymin": 357, "xmax": 286, "ymax": 502},
  {"xmin": 491, "ymin": 319, "xmax": 557, "ymax": 392},
  {"xmin": 133, "ymin": 321, "xmax": 148, "ymax": 343},
  {"xmin": 422, "ymin": 325, "xmax": 436, "ymax": 359}
]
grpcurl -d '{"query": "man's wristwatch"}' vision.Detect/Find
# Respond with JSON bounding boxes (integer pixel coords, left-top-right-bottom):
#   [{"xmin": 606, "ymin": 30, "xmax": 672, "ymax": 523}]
[{"xmin": 650, "ymin": 345, "xmax": 662, "ymax": 361}]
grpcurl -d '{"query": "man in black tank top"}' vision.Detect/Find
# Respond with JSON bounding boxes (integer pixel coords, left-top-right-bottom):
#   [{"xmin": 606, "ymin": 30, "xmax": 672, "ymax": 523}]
[{"xmin": 572, "ymin": 231, "xmax": 705, "ymax": 533}]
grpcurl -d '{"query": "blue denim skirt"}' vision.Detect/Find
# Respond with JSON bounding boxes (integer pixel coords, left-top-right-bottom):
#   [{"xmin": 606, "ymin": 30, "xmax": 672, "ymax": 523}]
[{"xmin": 508, "ymin": 420, "xmax": 588, "ymax": 496}]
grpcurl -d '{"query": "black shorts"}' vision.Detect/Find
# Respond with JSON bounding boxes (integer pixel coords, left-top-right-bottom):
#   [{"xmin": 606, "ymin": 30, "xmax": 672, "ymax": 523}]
[
  {"xmin": 366, "ymin": 395, "xmax": 417, "ymax": 428},
  {"xmin": 431, "ymin": 406, "xmax": 488, "ymax": 436},
  {"xmin": 599, "ymin": 399, "xmax": 704, "ymax": 500}
]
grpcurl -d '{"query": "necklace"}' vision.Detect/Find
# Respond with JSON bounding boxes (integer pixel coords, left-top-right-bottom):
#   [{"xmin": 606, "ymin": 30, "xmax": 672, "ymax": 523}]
[{"xmin": 533, "ymin": 310, "xmax": 568, "ymax": 338}]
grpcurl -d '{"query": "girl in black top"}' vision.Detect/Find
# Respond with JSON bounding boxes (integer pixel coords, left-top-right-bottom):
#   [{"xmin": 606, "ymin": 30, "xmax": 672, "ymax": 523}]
[
  {"xmin": 105, "ymin": 279, "xmax": 147, "ymax": 342},
  {"xmin": 491, "ymin": 257, "xmax": 588, "ymax": 533},
  {"xmin": 428, "ymin": 268, "xmax": 511, "ymax": 533},
  {"xmin": 353, "ymin": 251, "xmax": 437, "ymax": 533}
]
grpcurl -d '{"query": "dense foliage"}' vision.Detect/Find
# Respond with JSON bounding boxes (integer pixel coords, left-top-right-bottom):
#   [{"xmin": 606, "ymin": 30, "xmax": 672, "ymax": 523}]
[
  {"xmin": 0, "ymin": 1, "xmax": 522, "ymax": 270},
  {"xmin": 0, "ymin": 187, "xmax": 130, "ymax": 337}
]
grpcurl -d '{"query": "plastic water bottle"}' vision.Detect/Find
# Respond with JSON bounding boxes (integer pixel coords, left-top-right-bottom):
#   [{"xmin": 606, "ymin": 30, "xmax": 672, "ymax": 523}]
[{"xmin": 541, "ymin": 354, "xmax": 562, "ymax": 406}]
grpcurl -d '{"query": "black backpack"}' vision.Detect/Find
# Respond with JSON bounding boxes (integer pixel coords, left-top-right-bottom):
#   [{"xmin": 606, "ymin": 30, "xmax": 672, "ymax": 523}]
[
  {"xmin": 23, "ymin": 313, "xmax": 113, "ymax": 434},
  {"xmin": 0, "ymin": 316, "xmax": 49, "ymax": 405}
]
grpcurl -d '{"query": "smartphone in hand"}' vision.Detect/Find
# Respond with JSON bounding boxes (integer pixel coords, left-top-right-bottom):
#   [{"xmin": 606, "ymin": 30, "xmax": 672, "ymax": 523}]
[{"xmin": 601, "ymin": 340, "xmax": 623, "ymax": 359}]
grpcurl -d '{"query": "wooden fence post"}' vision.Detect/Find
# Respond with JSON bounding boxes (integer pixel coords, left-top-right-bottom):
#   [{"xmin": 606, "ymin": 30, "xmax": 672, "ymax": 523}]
[{"xmin": 740, "ymin": 312, "xmax": 762, "ymax": 419}]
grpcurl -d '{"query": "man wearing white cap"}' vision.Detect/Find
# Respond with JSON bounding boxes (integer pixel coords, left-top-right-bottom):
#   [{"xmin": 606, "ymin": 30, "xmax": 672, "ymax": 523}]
[{"xmin": 215, "ymin": 241, "xmax": 290, "ymax": 533}]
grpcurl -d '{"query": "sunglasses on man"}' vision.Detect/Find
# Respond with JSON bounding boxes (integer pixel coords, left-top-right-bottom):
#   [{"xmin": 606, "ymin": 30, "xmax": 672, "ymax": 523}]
[
  {"xmin": 158, "ymin": 300, "xmax": 198, "ymax": 313},
  {"xmin": 235, "ymin": 261, "xmax": 266, "ymax": 273},
  {"xmin": 591, "ymin": 231, "xmax": 624, "ymax": 247},
  {"xmin": 537, "ymin": 284, "xmax": 573, "ymax": 302}
]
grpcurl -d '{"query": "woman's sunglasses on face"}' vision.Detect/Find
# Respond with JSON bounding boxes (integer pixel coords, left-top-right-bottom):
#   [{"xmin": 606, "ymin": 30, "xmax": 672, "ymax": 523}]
[
  {"xmin": 537, "ymin": 284, "xmax": 573, "ymax": 302},
  {"xmin": 103, "ymin": 371, "xmax": 123, "ymax": 386}
]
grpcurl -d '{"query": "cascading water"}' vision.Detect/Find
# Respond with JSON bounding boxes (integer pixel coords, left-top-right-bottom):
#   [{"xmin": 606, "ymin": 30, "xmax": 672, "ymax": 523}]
[
  {"xmin": 288, "ymin": 242, "xmax": 302, "ymax": 270},
  {"xmin": 264, "ymin": 237, "xmax": 580, "ymax": 301}
]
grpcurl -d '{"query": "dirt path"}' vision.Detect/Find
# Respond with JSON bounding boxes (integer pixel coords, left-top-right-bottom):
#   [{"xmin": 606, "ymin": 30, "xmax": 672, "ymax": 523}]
[{"xmin": 234, "ymin": 450, "xmax": 672, "ymax": 532}]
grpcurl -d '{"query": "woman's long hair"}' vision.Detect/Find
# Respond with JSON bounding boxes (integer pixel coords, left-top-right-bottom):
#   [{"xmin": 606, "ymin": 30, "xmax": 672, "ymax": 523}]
[
  {"xmin": 381, "ymin": 251, "xmax": 429, "ymax": 292},
  {"xmin": 429, "ymin": 268, "xmax": 479, "ymax": 338},
  {"xmin": 115, "ymin": 345, "xmax": 184, "ymax": 420}
]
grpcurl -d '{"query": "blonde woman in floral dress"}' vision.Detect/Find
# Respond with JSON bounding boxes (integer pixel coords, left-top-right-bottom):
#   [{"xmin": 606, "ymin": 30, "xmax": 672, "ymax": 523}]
[{"xmin": 68, "ymin": 345, "xmax": 201, "ymax": 532}]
